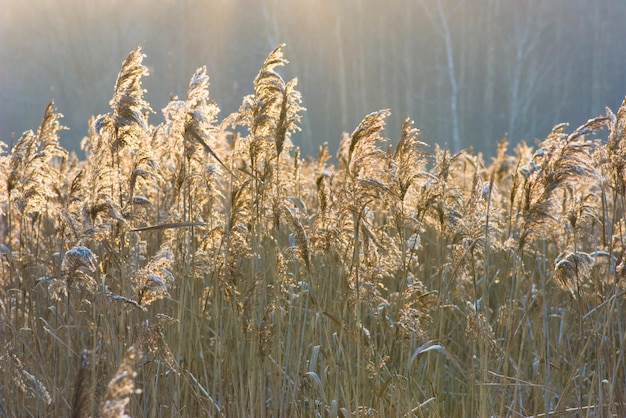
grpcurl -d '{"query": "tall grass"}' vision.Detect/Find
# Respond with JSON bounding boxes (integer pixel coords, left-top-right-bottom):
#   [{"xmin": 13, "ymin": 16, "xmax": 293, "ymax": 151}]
[{"xmin": 1, "ymin": 45, "xmax": 626, "ymax": 417}]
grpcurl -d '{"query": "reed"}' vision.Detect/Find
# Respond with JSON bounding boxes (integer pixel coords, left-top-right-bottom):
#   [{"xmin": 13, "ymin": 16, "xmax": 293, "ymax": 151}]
[{"xmin": 1, "ymin": 45, "xmax": 625, "ymax": 417}]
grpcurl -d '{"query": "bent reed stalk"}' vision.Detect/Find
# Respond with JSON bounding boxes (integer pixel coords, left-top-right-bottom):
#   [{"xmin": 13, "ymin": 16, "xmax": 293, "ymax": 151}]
[{"xmin": 1, "ymin": 46, "xmax": 626, "ymax": 417}]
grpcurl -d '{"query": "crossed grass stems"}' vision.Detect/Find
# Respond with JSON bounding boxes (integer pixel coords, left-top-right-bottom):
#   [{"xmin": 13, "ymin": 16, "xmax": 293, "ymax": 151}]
[{"xmin": 1, "ymin": 45, "xmax": 626, "ymax": 417}]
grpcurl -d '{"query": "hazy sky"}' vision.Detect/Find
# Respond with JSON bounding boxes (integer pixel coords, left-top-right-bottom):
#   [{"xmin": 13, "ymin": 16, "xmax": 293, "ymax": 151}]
[{"xmin": 2, "ymin": 0, "xmax": 626, "ymax": 157}]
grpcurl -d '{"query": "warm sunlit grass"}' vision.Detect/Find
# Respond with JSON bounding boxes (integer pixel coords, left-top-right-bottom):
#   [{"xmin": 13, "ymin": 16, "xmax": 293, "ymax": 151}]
[{"xmin": 1, "ymin": 45, "xmax": 626, "ymax": 417}]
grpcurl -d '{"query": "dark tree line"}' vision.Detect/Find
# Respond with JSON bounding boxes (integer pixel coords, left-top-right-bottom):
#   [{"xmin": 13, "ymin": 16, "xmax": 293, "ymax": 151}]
[{"xmin": 2, "ymin": 0, "xmax": 626, "ymax": 156}]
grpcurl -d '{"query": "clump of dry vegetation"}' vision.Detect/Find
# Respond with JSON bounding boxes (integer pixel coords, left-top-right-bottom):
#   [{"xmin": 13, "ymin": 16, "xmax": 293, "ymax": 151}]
[{"xmin": 1, "ymin": 45, "xmax": 626, "ymax": 417}]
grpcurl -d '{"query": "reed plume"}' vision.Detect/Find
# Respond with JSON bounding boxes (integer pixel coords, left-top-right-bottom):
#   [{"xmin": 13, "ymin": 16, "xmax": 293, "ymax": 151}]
[
  {"xmin": 99, "ymin": 346, "xmax": 142, "ymax": 418},
  {"xmin": 3, "ymin": 45, "xmax": 626, "ymax": 417}
]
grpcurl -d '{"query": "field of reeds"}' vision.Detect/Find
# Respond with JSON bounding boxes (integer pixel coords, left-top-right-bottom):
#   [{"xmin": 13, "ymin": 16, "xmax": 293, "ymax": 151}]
[{"xmin": 2, "ymin": 45, "xmax": 626, "ymax": 417}]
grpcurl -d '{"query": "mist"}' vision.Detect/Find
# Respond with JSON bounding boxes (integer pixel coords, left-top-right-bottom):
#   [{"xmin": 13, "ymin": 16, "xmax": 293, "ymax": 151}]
[{"xmin": 2, "ymin": 0, "xmax": 626, "ymax": 157}]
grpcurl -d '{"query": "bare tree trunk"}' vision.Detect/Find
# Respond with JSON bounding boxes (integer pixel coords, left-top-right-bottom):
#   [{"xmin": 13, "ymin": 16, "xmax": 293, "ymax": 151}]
[
  {"xmin": 402, "ymin": 0, "xmax": 415, "ymax": 116},
  {"xmin": 335, "ymin": 19, "xmax": 348, "ymax": 131},
  {"xmin": 591, "ymin": 1, "xmax": 603, "ymax": 115},
  {"xmin": 506, "ymin": 1, "xmax": 549, "ymax": 141},
  {"xmin": 420, "ymin": 0, "xmax": 461, "ymax": 151},
  {"xmin": 483, "ymin": 0, "xmax": 498, "ymax": 143},
  {"xmin": 435, "ymin": 0, "xmax": 461, "ymax": 152},
  {"xmin": 356, "ymin": 1, "xmax": 368, "ymax": 117}
]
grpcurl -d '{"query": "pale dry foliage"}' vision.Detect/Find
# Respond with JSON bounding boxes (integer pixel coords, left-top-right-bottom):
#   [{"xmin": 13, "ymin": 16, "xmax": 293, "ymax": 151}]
[{"xmin": 1, "ymin": 45, "xmax": 626, "ymax": 417}]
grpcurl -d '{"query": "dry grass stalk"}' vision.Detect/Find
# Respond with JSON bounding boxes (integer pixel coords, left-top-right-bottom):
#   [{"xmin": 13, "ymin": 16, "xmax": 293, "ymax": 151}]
[
  {"xmin": 70, "ymin": 350, "xmax": 93, "ymax": 418},
  {"xmin": 99, "ymin": 346, "xmax": 142, "ymax": 418},
  {"xmin": 3, "ymin": 45, "xmax": 626, "ymax": 417},
  {"xmin": 62, "ymin": 245, "xmax": 98, "ymax": 293},
  {"xmin": 135, "ymin": 244, "xmax": 173, "ymax": 306},
  {"xmin": 553, "ymin": 251, "xmax": 594, "ymax": 299},
  {"xmin": 518, "ymin": 117, "xmax": 606, "ymax": 249},
  {"xmin": 10, "ymin": 354, "xmax": 52, "ymax": 406}
]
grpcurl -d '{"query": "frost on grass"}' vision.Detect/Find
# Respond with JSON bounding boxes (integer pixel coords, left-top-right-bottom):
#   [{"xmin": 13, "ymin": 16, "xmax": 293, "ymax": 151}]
[
  {"xmin": 135, "ymin": 244, "xmax": 174, "ymax": 306},
  {"xmin": 62, "ymin": 245, "xmax": 98, "ymax": 293},
  {"xmin": 11, "ymin": 355, "xmax": 52, "ymax": 405}
]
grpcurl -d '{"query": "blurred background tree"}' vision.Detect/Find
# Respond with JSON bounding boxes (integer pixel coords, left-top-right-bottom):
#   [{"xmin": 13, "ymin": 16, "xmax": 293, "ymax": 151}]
[{"xmin": 1, "ymin": 0, "xmax": 625, "ymax": 157}]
